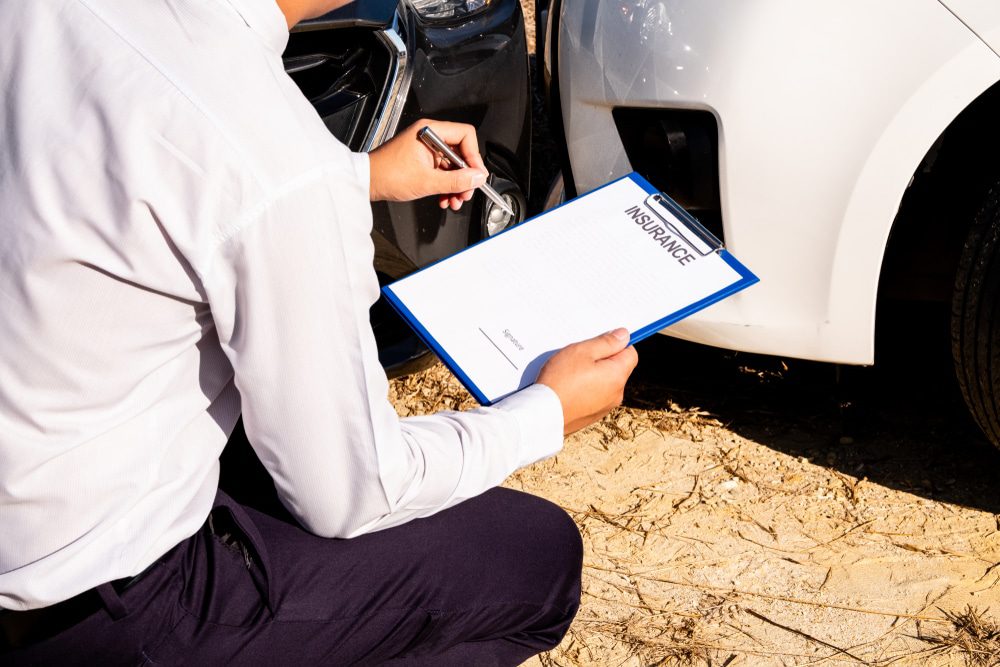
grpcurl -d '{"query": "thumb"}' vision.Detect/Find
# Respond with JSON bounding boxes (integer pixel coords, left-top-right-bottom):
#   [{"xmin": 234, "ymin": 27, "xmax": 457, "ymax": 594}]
[
  {"xmin": 581, "ymin": 328, "xmax": 631, "ymax": 360},
  {"xmin": 432, "ymin": 167, "xmax": 487, "ymax": 195}
]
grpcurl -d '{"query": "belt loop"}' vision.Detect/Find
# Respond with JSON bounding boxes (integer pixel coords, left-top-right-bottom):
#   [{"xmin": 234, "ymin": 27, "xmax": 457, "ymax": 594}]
[
  {"xmin": 213, "ymin": 491, "xmax": 273, "ymax": 613},
  {"xmin": 95, "ymin": 582, "xmax": 128, "ymax": 621}
]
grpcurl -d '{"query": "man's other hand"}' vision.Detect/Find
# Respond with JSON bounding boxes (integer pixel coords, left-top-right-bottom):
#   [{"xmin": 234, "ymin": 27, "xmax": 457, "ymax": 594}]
[
  {"xmin": 536, "ymin": 329, "xmax": 639, "ymax": 435},
  {"xmin": 369, "ymin": 119, "xmax": 488, "ymax": 210}
]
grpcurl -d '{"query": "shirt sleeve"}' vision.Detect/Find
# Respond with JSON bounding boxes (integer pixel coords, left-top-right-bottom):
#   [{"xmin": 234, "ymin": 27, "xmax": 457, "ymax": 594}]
[{"xmin": 199, "ymin": 153, "xmax": 564, "ymax": 539}]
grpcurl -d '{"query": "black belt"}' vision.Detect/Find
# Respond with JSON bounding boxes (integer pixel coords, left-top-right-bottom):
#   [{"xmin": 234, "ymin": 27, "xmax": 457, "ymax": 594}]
[{"xmin": 0, "ymin": 569, "xmax": 150, "ymax": 651}]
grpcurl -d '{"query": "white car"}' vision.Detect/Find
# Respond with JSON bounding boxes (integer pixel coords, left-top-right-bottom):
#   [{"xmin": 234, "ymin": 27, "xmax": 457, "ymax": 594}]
[{"xmin": 539, "ymin": 1, "xmax": 1000, "ymax": 448}]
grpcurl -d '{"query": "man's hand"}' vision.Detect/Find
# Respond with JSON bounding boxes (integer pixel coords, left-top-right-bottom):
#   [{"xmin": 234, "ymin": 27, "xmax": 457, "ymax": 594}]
[
  {"xmin": 536, "ymin": 329, "xmax": 639, "ymax": 435},
  {"xmin": 369, "ymin": 120, "xmax": 488, "ymax": 210}
]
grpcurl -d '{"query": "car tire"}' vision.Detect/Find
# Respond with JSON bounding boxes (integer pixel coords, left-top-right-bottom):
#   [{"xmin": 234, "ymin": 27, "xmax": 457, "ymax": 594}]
[{"xmin": 952, "ymin": 182, "xmax": 1000, "ymax": 450}]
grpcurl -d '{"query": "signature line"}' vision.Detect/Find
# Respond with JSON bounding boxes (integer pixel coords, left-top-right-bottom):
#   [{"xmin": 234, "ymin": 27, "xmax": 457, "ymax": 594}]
[{"xmin": 479, "ymin": 328, "xmax": 519, "ymax": 371}]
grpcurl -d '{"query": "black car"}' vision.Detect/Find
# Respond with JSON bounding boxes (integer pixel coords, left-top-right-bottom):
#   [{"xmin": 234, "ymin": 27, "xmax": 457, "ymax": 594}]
[{"xmin": 287, "ymin": 0, "xmax": 533, "ymax": 377}]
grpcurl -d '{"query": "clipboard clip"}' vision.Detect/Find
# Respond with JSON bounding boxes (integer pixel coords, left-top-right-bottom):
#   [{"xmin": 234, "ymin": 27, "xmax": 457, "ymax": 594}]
[{"xmin": 642, "ymin": 193, "xmax": 723, "ymax": 257}]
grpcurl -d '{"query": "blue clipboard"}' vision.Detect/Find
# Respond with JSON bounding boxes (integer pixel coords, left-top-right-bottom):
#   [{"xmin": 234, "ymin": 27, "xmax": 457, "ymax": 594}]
[{"xmin": 382, "ymin": 173, "xmax": 759, "ymax": 405}]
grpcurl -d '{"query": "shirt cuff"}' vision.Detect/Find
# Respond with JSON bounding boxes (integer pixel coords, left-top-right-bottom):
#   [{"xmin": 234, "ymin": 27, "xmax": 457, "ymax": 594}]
[
  {"xmin": 494, "ymin": 384, "xmax": 565, "ymax": 469},
  {"xmin": 351, "ymin": 151, "xmax": 371, "ymax": 200}
]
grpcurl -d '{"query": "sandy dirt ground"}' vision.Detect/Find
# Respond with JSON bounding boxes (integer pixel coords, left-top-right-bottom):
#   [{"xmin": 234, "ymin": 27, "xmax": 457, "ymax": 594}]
[
  {"xmin": 395, "ymin": 7, "xmax": 1000, "ymax": 664},
  {"xmin": 387, "ymin": 5, "xmax": 1000, "ymax": 664},
  {"xmin": 390, "ymin": 326, "xmax": 1000, "ymax": 666}
]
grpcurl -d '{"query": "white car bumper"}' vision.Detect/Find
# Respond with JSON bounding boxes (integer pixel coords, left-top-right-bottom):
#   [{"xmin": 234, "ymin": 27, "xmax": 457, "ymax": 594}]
[{"xmin": 556, "ymin": 0, "xmax": 1000, "ymax": 363}]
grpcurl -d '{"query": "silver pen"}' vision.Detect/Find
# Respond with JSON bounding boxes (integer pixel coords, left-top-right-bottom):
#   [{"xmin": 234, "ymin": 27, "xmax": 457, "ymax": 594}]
[{"xmin": 417, "ymin": 126, "xmax": 515, "ymax": 217}]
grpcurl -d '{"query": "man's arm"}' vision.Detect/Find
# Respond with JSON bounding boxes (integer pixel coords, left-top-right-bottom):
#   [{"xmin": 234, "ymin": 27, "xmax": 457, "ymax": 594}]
[
  {"xmin": 202, "ymin": 123, "xmax": 635, "ymax": 538},
  {"xmin": 200, "ymin": 148, "xmax": 561, "ymax": 537}
]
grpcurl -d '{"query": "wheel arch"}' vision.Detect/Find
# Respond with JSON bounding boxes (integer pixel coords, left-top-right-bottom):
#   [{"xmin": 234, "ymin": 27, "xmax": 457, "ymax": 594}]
[
  {"xmin": 825, "ymin": 43, "xmax": 1000, "ymax": 364},
  {"xmin": 879, "ymin": 78, "xmax": 1000, "ymax": 302}
]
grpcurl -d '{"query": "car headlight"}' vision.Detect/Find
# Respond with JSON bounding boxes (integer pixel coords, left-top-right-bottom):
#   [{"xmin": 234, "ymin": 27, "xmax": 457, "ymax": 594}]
[{"xmin": 407, "ymin": 0, "xmax": 491, "ymax": 21}]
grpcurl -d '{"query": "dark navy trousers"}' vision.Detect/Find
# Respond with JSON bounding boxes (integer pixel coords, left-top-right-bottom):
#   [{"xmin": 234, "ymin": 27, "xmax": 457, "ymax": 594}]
[{"xmin": 4, "ymin": 486, "xmax": 582, "ymax": 665}]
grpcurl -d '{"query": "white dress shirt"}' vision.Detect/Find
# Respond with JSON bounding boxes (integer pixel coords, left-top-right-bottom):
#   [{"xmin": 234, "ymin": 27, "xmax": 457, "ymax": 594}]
[{"xmin": 0, "ymin": 0, "xmax": 564, "ymax": 611}]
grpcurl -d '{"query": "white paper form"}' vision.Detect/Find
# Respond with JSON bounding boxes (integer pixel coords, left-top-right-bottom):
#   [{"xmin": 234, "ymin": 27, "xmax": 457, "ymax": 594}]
[{"xmin": 383, "ymin": 173, "xmax": 758, "ymax": 405}]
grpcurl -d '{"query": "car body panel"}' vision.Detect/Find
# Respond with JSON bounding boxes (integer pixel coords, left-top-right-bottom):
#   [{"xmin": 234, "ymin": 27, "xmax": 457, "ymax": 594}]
[
  {"xmin": 940, "ymin": 0, "xmax": 1000, "ymax": 55},
  {"xmin": 557, "ymin": 0, "xmax": 1000, "ymax": 363}
]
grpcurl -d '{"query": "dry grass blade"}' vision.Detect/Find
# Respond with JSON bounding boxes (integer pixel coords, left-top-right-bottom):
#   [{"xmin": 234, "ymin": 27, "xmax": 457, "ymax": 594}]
[
  {"xmin": 916, "ymin": 606, "xmax": 1000, "ymax": 666},
  {"xmin": 584, "ymin": 565, "xmax": 951, "ymax": 623},
  {"xmin": 742, "ymin": 607, "xmax": 869, "ymax": 663},
  {"xmin": 569, "ymin": 614, "xmax": 712, "ymax": 666}
]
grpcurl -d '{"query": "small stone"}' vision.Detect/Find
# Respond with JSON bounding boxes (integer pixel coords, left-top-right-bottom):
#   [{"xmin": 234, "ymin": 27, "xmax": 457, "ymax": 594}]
[{"xmin": 718, "ymin": 478, "xmax": 739, "ymax": 492}]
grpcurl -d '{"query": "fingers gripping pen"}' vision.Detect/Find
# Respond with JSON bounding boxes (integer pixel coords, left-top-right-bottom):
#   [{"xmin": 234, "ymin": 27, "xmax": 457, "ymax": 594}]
[{"xmin": 417, "ymin": 126, "xmax": 516, "ymax": 217}]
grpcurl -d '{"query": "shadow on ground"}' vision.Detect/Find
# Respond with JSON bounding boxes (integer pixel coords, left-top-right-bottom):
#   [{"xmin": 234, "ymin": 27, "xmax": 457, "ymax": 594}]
[{"xmin": 626, "ymin": 299, "xmax": 1000, "ymax": 516}]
